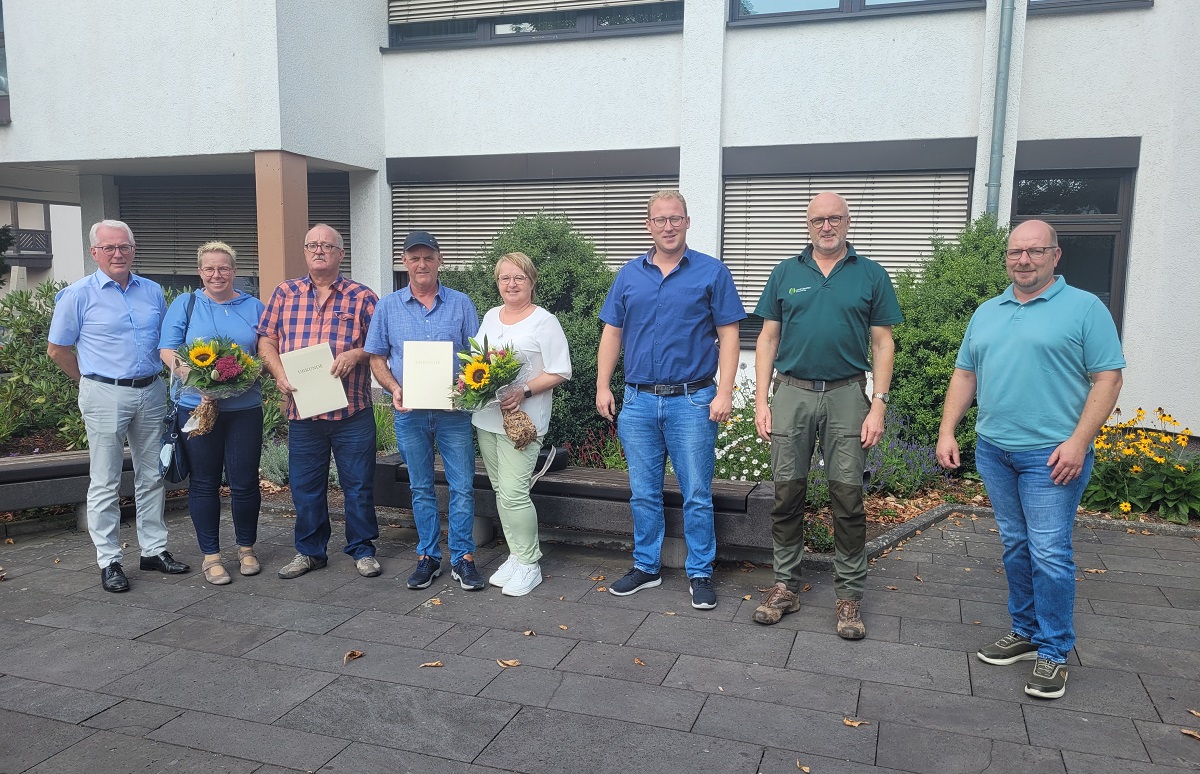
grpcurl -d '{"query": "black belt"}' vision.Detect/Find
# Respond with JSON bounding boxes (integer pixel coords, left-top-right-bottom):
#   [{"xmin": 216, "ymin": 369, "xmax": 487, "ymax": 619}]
[
  {"xmin": 773, "ymin": 373, "xmax": 865, "ymax": 392},
  {"xmin": 83, "ymin": 374, "xmax": 158, "ymax": 388},
  {"xmin": 631, "ymin": 378, "xmax": 714, "ymax": 397}
]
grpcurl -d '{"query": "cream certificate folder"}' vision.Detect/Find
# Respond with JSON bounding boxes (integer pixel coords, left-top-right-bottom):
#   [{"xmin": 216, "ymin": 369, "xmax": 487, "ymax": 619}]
[
  {"xmin": 279, "ymin": 343, "xmax": 349, "ymax": 419},
  {"xmin": 402, "ymin": 341, "xmax": 454, "ymax": 410}
]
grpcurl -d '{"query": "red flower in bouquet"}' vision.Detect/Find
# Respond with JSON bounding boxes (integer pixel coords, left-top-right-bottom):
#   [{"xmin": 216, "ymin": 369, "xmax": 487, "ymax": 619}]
[{"xmin": 212, "ymin": 355, "xmax": 244, "ymax": 382}]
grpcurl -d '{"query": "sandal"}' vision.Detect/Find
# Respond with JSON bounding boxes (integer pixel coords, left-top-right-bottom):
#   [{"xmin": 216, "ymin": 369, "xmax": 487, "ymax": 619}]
[
  {"xmin": 202, "ymin": 554, "xmax": 231, "ymax": 586},
  {"xmin": 238, "ymin": 546, "xmax": 261, "ymax": 576}
]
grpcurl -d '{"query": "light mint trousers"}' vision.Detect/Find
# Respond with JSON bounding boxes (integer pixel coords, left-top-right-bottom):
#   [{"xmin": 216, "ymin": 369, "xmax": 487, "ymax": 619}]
[{"xmin": 476, "ymin": 427, "xmax": 544, "ymax": 564}]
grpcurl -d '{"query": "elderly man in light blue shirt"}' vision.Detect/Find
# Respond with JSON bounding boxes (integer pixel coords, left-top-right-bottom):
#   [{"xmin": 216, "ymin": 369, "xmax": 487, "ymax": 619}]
[
  {"xmin": 366, "ymin": 231, "xmax": 481, "ymax": 592},
  {"xmin": 48, "ymin": 220, "xmax": 191, "ymax": 593}
]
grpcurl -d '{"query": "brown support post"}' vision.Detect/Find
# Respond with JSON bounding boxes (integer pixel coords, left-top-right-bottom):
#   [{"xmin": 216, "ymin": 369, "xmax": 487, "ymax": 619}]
[{"xmin": 254, "ymin": 150, "xmax": 309, "ymax": 299}]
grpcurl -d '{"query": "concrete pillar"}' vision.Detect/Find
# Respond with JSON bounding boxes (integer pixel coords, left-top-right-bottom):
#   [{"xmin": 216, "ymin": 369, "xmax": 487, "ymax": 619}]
[
  {"xmin": 677, "ymin": 1, "xmax": 726, "ymax": 257},
  {"xmin": 77, "ymin": 174, "xmax": 119, "ymax": 274},
  {"xmin": 255, "ymin": 150, "xmax": 309, "ymax": 297},
  {"xmin": 349, "ymin": 168, "xmax": 391, "ymax": 295}
]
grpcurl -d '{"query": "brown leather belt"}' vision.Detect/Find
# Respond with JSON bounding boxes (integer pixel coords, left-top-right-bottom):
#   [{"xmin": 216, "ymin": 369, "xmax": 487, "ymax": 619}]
[
  {"xmin": 630, "ymin": 378, "xmax": 715, "ymax": 397},
  {"xmin": 772, "ymin": 373, "xmax": 865, "ymax": 392}
]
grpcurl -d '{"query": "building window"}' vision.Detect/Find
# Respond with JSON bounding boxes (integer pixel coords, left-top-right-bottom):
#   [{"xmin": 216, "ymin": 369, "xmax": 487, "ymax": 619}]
[
  {"xmin": 729, "ymin": 0, "xmax": 983, "ymax": 25},
  {"xmin": 1012, "ymin": 170, "xmax": 1133, "ymax": 330},
  {"xmin": 1027, "ymin": 0, "xmax": 1152, "ymax": 16},
  {"xmin": 1, "ymin": 200, "xmax": 53, "ymax": 267},
  {"xmin": 388, "ymin": 1, "xmax": 683, "ymax": 49}
]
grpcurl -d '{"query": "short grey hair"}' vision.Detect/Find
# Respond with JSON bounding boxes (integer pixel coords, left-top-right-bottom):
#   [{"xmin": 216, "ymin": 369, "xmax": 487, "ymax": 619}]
[
  {"xmin": 89, "ymin": 220, "xmax": 136, "ymax": 247},
  {"xmin": 308, "ymin": 223, "xmax": 344, "ymax": 249}
]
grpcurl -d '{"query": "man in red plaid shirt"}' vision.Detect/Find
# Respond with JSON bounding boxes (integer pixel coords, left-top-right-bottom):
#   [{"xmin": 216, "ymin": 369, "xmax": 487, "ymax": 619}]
[{"xmin": 258, "ymin": 224, "xmax": 382, "ymax": 580}]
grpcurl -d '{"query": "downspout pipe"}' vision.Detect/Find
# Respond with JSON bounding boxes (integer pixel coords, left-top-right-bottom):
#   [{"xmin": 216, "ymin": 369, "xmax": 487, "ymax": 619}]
[{"xmin": 985, "ymin": 0, "xmax": 1017, "ymax": 215}]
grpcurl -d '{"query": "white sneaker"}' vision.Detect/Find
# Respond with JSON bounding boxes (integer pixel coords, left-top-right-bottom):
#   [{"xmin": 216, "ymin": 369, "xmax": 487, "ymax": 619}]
[
  {"xmin": 502, "ymin": 561, "xmax": 542, "ymax": 597},
  {"xmin": 489, "ymin": 554, "xmax": 517, "ymax": 588}
]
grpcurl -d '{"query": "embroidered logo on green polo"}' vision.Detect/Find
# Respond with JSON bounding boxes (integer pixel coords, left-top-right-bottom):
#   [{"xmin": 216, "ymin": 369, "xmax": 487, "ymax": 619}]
[{"xmin": 788, "ymin": 286, "xmax": 812, "ymax": 294}]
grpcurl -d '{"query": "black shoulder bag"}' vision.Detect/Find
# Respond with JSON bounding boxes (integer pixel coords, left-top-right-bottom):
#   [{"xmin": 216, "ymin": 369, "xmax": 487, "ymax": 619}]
[{"xmin": 160, "ymin": 293, "xmax": 197, "ymax": 483}]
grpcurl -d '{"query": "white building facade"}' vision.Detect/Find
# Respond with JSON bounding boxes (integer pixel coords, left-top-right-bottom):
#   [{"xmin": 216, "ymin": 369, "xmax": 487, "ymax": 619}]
[{"xmin": 0, "ymin": 0, "xmax": 1195, "ymax": 428}]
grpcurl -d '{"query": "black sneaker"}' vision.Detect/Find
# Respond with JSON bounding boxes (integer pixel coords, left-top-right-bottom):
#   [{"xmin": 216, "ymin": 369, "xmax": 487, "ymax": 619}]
[
  {"xmin": 608, "ymin": 567, "xmax": 662, "ymax": 596},
  {"xmin": 977, "ymin": 632, "xmax": 1038, "ymax": 665},
  {"xmin": 1025, "ymin": 657, "xmax": 1068, "ymax": 699},
  {"xmin": 451, "ymin": 558, "xmax": 486, "ymax": 591},
  {"xmin": 406, "ymin": 556, "xmax": 442, "ymax": 590},
  {"xmin": 689, "ymin": 577, "xmax": 717, "ymax": 609}
]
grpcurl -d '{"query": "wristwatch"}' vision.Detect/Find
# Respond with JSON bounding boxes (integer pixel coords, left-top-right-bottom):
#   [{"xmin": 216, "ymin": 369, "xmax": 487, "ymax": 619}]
[
  {"xmin": 872, "ymin": 392, "xmax": 890, "ymax": 404},
  {"xmin": 523, "ymin": 386, "xmax": 533, "ymax": 399}
]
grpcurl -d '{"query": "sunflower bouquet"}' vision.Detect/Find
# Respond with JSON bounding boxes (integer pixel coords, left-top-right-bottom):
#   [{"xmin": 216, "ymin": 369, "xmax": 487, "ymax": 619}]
[
  {"xmin": 174, "ymin": 337, "xmax": 263, "ymax": 435},
  {"xmin": 451, "ymin": 336, "xmax": 538, "ymax": 448}
]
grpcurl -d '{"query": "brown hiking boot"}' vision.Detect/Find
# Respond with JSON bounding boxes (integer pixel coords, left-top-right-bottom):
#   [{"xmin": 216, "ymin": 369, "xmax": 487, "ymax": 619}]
[
  {"xmin": 836, "ymin": 599, "xmax": 866, "ymax": 640},
  {"xmin": 753, "ymin": 583, "xmax": 800, "ymax": 625}
]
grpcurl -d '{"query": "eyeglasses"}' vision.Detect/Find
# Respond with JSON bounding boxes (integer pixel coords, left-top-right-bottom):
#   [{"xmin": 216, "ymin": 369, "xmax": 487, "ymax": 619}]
[
  {"xmin": 498, "ymin": 274, "xmax": 529, "ymax": 285},
  {"xmin": 648, "ymin": 215, "xmax": 686, "ymax": 228},
  {"xmin": 304, "ymin": 242, "xmax": 341, "ymax": 253},
  {"xmin": 1006, "ymin": 246, "xmax": 1057, "ymax": 260},
  {"xmin": 95, "ymin": 244, "xmax": 134, "ymax": 256},
  {"xmin": 200, "ymin": 266, "xmax": 233, "ymax": 276},
  {"xmin": 808, "ymin": 216, "xmax": 847, "ymax": 228}
]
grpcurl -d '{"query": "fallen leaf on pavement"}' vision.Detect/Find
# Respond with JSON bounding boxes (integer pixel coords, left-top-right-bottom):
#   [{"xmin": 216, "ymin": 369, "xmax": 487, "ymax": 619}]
[
  {"xmin": 497, "ymin": 659, "xmax": 521, "ymax": 668},
  {"xmin": 972, "ymin": 621, "xmax": 982, "ymax": 625},
  {"xmin": 343, "ymin": 650, "xmax": 364, "ymax": 666},
  {"xmin": 843, "ymin": 717, "xmax": 870, "ymax": 728},
  {"xmin": 988, "ymin": 528, "xmax": 999, "ymax": 533},
  {"xmin": 523, "ymin": 630, "xmax": 536, "ymax": 636},
  {"xmin": 420, "ymin": 661, "xmax": 443, "ymax": 668},
  {"xmin": 1181, "ymin": 729, "xmax": 1200, "ymax": 742},
  {"xmin": 53, "ymin": 558, "xmax": 61, "ymax": 564},
  {"xmin": 743, "ymin": 595, "xmax": 752, "ymax": 600},
  {"xmin": 963, "ymin": 568, "xmax": 972, "ymax": 572},
  {"xmin": 634, "ymin": 657, "xmax": 647, "ymax": 666},
  {"xmin": 664, "ymin": 611, "xmax": 677, "ymax": 616},
  {"xmin": 3, "ymin": 538, "xmax": 13, "ymax": 545},
  {"xmin": 1189, "ymin": 709, "xmax": 1200, "ymax": 719},
  {"xmin": 797, "ymin": 763, "xmax": 810, "ymax": 772},
  {"xmin": 430, "ymin": 598, "xmax": 443, "ymax": 605},
  {"xmin": 596, "ymin": 587, "xmax": 607, "ymax": 592},
  {"xmin": 914, "ymin": 575, "xmax": 923, "ymax": 582},
  {"xmin": 1141, "ymin": 530, "xmax": 1153, "ymax": 535},
  {"xmin": 885, "ymin": 586, "xmax": 899, "ymax": 591},
  {"xmin": 1083, "ymin": 568, "xmax": 1108, "ymax": 574},
  {"xmin": 558, "ymin": 625, "xmax": 568, "ymax": 630},
  {"xmin": 757, "ymin": 586, "xmax": 774, "ymax": 592},
  {"xmin": 559, "ymin": 596, "xmax": 565, "ymax": 601},
  {"xmin": 590, "ymin": 575, "xmax": 606, "ymax": 582},
  {"xmin": 801, "ymin": 583, "xmax": 811, "ymax": 592},
  {"xmin": 718, "ymin": 686, "xmax": 724, "ymax": 691}
]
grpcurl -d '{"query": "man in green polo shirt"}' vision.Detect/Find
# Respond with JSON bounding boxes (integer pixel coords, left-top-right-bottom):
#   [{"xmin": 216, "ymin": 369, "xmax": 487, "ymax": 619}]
[{"xmin": 752, "ymin": 192, "xmax": 903, "ymax": 639}]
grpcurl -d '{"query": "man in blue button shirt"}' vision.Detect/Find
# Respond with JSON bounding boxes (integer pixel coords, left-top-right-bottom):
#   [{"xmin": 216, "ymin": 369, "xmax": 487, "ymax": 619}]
[
  {"xmin": 597, "ymin": 190, "xmax": 745, "ymax": 610},
  {"xmin": 938, "ymin": 219, "xmax": 1124, "ymax": 700},
  {"xmin": 47, "ymin": 220, "xmax": 190, "ymax": 593},
  {"xmin": 366, "ymin": 231, "xmax": 482, "ymax": 592}
]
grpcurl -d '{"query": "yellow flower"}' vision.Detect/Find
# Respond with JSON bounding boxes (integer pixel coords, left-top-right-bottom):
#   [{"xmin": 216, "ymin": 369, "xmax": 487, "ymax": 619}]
[
  {"xmin": 1178, "ymin": 435, "xmax": 1191, "ymax": 448},
  {"xmin": 463, "ymin": 360, "xmax": 490, "ymax": 390},
  {"xmin": 1122, "ymin": 447, "xmax": 1135, "ymax": 456},
  {"xmin": 1130, "ymin": 465, "xmax": 1142, "ymax": 473},
  {"xmin": 189, "ymin": 343, "xmax": 217, "ymax": 367},
  {"xmin": 1152, "ymin": 456, "xmax": 1166, "ymax": 465},
  {"xmin": 1119, "ymin": 502, "xmax": 1132, "ymax": 513},
  {"xmin": 1176, "ymin": 464, "xmax": 1188, "ymax": 472}
]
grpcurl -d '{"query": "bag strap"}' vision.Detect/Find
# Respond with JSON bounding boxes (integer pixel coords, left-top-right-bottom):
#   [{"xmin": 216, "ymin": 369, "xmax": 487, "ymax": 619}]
[{"xmin": 169, "ymin": 291, "xmax": 199, "ymax": 411}]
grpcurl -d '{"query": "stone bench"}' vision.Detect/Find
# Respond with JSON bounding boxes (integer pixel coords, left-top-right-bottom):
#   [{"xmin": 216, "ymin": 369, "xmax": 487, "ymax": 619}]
[
  {"xmin": 374, "ymin": 453, "xmax": 777, "ymax": 566},
  {"xmin": 0, "ymin": 450, "xmax": 188, "ymax": 535}
]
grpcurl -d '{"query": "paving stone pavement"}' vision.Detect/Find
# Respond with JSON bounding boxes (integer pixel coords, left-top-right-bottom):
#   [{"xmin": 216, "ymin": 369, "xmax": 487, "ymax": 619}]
[{"xmin": 1, "ymin": 509, "xmax": 1199, "ymax": 773}]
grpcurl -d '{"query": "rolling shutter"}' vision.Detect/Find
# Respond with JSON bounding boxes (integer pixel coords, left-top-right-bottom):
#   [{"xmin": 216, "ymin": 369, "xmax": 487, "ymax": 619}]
[
  {"xmin": 391, "ymin": 177, "xmax": 677, "ymax": 271},
  {"xmin": 722, "ymin": 172, "xmax": 972, "ymax": 310},
  {"xmin": 390, "ymin": 0, "xmax": 659, "ymax": 24},
  {"xmin": 117, "ymin": 177, "xmax": 353, "ymax": 279}
]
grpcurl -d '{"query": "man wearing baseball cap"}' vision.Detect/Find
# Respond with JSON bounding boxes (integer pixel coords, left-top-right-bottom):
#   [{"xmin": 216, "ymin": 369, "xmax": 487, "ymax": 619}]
[{"xmin": 366, "ymin": 231, "xmax": 483, "ymax": 590}]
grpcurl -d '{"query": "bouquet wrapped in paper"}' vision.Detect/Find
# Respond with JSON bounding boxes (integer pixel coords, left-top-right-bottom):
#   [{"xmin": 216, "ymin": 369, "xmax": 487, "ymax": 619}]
[
  {"xmin": 175, "ymin": 337, "xmax": 263, "ymax": 436},
  {"xmin": 451, "ymin": 336, "xmax": 538, "ymax": 449}
]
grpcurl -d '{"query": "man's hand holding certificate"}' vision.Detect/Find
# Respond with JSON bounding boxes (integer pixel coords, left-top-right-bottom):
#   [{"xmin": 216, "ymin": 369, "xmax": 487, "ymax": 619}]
[
  {"xmin": 279, "ymin": 343, "xmax": 350, "ymax": 419},
  {"xmin": 400, "ymin": 341, "xmax": 454, "ymax": 411}
]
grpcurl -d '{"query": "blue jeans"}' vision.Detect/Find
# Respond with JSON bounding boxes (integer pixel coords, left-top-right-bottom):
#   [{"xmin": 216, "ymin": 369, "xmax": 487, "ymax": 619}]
[
  {"xmin": 394, "ymin": 409, "xmax": 476, "ymax": 565},
  {"xmin": 617, "ymin": 383, "xmax": 718, "ymax": 578},
  {"xmin": 288, "ymin": 407, "xmax": 378, "ymax": 561},
  {"xmin": 975, "ymin": 438, "xmax": 1094, "ymax": 664},
  {"xmin": 183, "ymin": 405, "xmax": 262, "ymax": 554}
]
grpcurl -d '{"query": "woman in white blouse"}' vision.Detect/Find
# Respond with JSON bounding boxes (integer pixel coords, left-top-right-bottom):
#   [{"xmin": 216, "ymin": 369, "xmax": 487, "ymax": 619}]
[{"xmin": 473, "ymin": 252, "xmax": 572, "ymax": 596}]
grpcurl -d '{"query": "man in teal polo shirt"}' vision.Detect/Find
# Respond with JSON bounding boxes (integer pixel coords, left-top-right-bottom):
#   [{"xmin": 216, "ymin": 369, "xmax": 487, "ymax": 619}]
[
  {"xmin": 752, "ymin": 192, "xmax": 902, "ymax": 638},
  {"xmin": 937, "ymin": 219, "xmax": 1124, "ymax": 699}
]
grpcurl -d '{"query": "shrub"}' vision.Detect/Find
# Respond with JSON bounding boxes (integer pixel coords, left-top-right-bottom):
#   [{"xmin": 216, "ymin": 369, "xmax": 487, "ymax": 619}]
[
  {"xmin": 374, "ymin": 401, "xmax": 397, "ymax": 453},
  {"xmin": 260, "ymin": 375, "xmax": 287, "ymax": 441},
  {"xmin": 440, "ymin": 213, "xmax": 618, "ymax": 448},
  {"xmin": 0, "ymin": 281, "xmax": 86, "ymax": 448},
  {"xmin": 259, "ymin": 441, "xmax": 289, "ymax": 486},
  {"xmin": 1084, "ymin": 407, "xmax": 1198, "ymax": 524},
  {"xmin": 891, "ymin": 215, "xmax": 1010, "ymax": 470},
  {"xmin": 0, "ymin": 225, "xmax": 12, "ymax": 288},
  {"xmin": 567, "ymin": 423, "xmax": 627, "ymax": 470}
]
